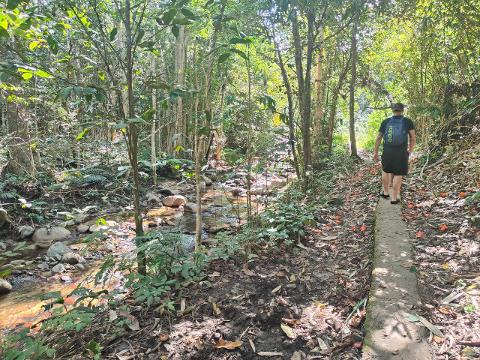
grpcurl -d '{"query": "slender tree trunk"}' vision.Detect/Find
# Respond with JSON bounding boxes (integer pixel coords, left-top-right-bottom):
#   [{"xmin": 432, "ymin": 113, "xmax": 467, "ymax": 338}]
[
  {"xmin": 292, "ymin": 8, "xmax": 314, "ymax": 177},
  {"xmin": 151, "ymin": 89, "xmax": 158, "ymax": 186},
  {"xmin": 5, "ymin": 99, "xmax": 36, "ymax": 177},
  {"xmin": 349, "ymin": 8, "xmax": 359, "ymax": 158},
  {"xmin": 272, "ymin": 30, "xmax": 301, "ymax": 178},
  {"xmin": 214, "ymin": 83, "xmax": 226, "ymax": 161},
  {"xmin": 194, "ymin": 98, "xmax": 202, "ymax": 252},
  {"xmin": 313, "ymin": 27, "xmax": 325, "ymax": 146},
  {"xmin": 246, "ymin": 44, "xmax": 253, "ymax": 221},
  {"xmin": 173, "ymin": 26, "xmax": 186, "ymax": 153},
  {"xmin": 328, "ymin": 56, "xmax": 350, "ymax": 153},
  {"xmin": 124, "ymin": 0, "xmax": 145, "ymax": 274}
]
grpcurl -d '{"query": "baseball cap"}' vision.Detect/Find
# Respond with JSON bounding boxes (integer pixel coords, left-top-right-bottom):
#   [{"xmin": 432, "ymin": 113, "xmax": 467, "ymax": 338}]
[{"xmin": 391, "ymin": 103, "xmax": 405, "ymax": 111}]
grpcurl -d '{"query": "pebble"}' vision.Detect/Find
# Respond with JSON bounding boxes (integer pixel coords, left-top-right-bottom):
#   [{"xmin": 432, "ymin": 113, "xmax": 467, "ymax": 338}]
[{"xmin": 51, "ymin": 263, "xmax": 66, "ymax": 273}]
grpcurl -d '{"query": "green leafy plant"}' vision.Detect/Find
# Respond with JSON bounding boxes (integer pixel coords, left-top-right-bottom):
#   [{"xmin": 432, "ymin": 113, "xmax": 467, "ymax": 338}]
[{"xmin": 1, "ymin": 328, "xmax": 55, "ymax": 360}]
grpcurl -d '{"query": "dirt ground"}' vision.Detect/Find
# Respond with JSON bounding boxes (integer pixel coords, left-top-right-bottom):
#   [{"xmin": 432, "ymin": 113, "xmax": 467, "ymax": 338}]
[
  {"xmin": 403, "ymin": 143, "xmax": 480, "ymax": 359},
  {"xmin": 82, "ymin": 163, "xmax": 378, "ymax": 359}
]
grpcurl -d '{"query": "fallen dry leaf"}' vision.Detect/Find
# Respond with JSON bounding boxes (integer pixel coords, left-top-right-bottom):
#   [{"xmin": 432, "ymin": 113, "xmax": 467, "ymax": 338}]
[
  {"xmin": 280, "ymin": 323, "xmax": 297, "ymax": 339},
  {"xmin": 271, "ymin": 285, "xmax": 282, "ymax": 294},
  {"xmin": 158, "ymin": 333, "xmax": 170, "ymax": 342},
  {"xmin": 258, "ymin": 352, "xmax": 284, "ymax": 357},
  {"xmin": 214, "ymin": 339, "xmax": 243, "ymax": 350},
  {"xmin": 416, "ymin": 230, "xmax": 425, "ymax": 238},
  {"xmin": 212, "ymin": 302, "xmax": 221, "ymax": 316},
  {"xmin": 439, "ymin": 223, "xmax": 448, "ymax": 231},
  {"xmin": 249, "ymin": 338, "xmax": 256, "ymax": 353}
]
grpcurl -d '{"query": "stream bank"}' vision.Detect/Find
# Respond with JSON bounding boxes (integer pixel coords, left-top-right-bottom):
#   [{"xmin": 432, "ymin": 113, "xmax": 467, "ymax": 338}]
[{"xmin": 0, "ymin": 163, "xmax": 294, "ymax": 333}]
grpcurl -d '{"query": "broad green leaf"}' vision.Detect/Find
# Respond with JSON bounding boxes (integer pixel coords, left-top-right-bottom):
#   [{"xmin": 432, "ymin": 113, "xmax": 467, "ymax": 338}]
[
  {"xmin": 173, "ymin": 17, "xmax": 192, "ymax": 26},
  {"xmin": 162, "ymin": 9, "xmax": 177, "ymax": 25},
  {"xmin": 172, "ymin": 25, "xmax": 180, "ymax": 38},
  {"xmin": 141, "ymin": 108, "xmax": 155, "ymax": 121},
  {"xmin": 35, "ymin": 69, "xmax": 52, "ymax": 78},
  {"xmin": 136, "ymin": 28, "xmax": 145, "ymax": 43},
  {"xmin": 231, "ymin": 48, "xmax": 247, "ymax": 60},
  {"xmin": 218, "ymin": 52, "xmax": 231, "ymax": 63},
  {"xmin": 180, "ymin": 8, "xmax": 196, "ymax": 19},
  {"xmin": 7, "ymin": 0, "xmax": 23, "ymax": 10},
  {"xmin": 109, "ymin": 28, "xmax": 117, "ymax": 42},
  {"xmin": 47, "ymin": 36, "xmax": 58, "ymax": 54},
  {"xmin": 229, "ymin": 37, "xmax": 253, "ymax": 45},
  {"xmin": 29, "ymin": 41, "xmax": 40, "ymax": 51},
  {"xmin": 22, "ymin": 72, "xmax": 33, "ymax": 80},
  {"xmin": 0, "ymin": 16, "xmax": 8, "ymax": 30},
  {"xmin": 76, "ymin": 128, "xmax": 90, "ymax": 141}
]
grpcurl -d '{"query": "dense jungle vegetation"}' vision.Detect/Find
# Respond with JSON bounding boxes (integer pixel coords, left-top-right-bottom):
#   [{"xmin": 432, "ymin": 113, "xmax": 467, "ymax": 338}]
[{"xmin": 0, "ymin": 0, "xmax": 479, "ymax": 358}]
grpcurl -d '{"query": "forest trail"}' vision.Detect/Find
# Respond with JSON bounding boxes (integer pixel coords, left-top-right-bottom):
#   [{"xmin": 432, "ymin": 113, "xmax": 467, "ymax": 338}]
[{"xmin": 363, "ymin": 195, "xmax": 432, "ymax": 359}]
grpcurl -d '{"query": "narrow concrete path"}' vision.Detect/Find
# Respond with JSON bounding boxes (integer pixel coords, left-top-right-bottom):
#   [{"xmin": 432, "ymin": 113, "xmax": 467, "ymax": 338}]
[{"xmin": 363, "ymin": 196, "xmax": 432, "ymax": 360}]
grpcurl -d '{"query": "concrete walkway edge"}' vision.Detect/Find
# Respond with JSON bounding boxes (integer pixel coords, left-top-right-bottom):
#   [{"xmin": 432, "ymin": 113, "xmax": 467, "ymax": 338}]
[{"xmin": 362, "ymin": 197, "xmax": 432, "ymax": 359}]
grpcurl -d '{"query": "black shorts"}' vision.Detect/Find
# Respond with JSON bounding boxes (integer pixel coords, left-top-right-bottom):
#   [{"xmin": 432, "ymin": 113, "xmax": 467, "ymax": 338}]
[{"xmin": 381, "ymin": 147, "xmax": 409, "ymax": 176}]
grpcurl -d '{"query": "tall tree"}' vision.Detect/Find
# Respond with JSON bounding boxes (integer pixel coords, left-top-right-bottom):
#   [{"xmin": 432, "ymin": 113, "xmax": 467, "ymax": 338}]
[{"xmin": 348, "ymin": 2, "xmax": 360, "ymax": 158}]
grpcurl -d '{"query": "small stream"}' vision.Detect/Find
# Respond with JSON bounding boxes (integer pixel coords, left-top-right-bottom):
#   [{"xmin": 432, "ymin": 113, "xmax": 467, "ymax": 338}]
[{"xmin": 0, "ymin": 170, "xmax": 293, "ymax": 334}]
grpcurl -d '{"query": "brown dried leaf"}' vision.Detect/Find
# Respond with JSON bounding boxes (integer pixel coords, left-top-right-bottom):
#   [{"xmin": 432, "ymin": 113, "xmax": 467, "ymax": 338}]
[
  {"xmin": 280, "ymin": 323, "xmax": 297, "ymax": 339},
  {"xmin": 214, "ymin": 339, "xmax": 243, "ymax": 350}
]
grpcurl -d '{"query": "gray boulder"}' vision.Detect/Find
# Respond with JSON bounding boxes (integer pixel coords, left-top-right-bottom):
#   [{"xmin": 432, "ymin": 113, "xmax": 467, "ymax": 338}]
[
  {"xmin": 202, "ymin": 175, "xmax": 213, "ymax": 186},
  {"xmin": 62, "ymin": 252, "xmax": 85, "ymax": 265},
  {"xmin": 0, "ymin": 279, "xmax": 13, "ymax": 295},
  {"xmin": 162, "ymin": 195, "xmax": 187, "ymax": 207},
  {"xmin": 33, "ymin": 227, "xmax": 71, "ymax": 248},
  {"xmin": 46, "ymin": 242, "xmax": 71, "ymax": 260},
  {"xmin": 19, "ymin": 225, "xmax": 35, "ymax": 239},
  {"xmin": 37, "ymin": 262, "xmax": 49, "ymax": 271},
  {"xmin": 0, "ymin": 208, "xmax": 11, "ymax": 228},
  {"xmin": 77, "ymin": 224, "xmax": 90, "ymax": 233},
  {"xmin": 51, "ymin": 263, "xmax": 66, "ymax": 273}
]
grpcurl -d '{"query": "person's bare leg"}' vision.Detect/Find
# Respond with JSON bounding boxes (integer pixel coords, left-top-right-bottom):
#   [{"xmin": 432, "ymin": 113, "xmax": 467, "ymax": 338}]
[
  {"xmin": 389, "ymin": 173, "xmax": 394, "ymax": 188},
  {"xmin": 392, "ymin": 175, "xmax": 403, "ymax": 201},
  {"xmin": 382, "ymin": 171, "xmax": 390, "ymax": 195}
]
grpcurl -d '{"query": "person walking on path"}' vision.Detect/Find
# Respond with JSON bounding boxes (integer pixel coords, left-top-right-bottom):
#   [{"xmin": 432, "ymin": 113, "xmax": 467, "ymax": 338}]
[{"xmin": 373, "ymin": 103, "xmax": 416, "ymax": 204}]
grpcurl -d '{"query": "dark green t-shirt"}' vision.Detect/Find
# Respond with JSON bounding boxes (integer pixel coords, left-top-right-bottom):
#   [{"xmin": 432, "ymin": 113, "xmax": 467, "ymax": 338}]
[{"xmin": 379, "ymin": 116, "xmax": 414, "ymax": 150}]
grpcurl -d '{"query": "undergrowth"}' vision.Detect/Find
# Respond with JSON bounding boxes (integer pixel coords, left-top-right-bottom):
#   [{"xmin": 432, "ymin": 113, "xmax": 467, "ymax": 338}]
[{"xmin": 0, "ymin": 153, "xmax": 357, "ymax": 359}]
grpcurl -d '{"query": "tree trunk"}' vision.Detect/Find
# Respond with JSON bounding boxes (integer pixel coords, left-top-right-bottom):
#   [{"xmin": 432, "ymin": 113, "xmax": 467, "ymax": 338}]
[
  {"xmin": 313, "ymin": 27, "xmax": 325, "ymax": 147},
  {"xmin": 272, "ymin": 29, "xmax": 301, "ymax": 178},
  {"xmin": 349, "ymin": 7, "xmax": 359, "ymax": 158},
  {"xmin": 292, "ymin": 8, "xmax": 315, "ymax": 177},
  {"xmin": 173, "ymin": 26, "xmax": 186, "ymax": 153},
  {"xmin": 125, "ymin": 0, "xmax": 145, "ymax": 274},
  {"xmin": 214, "ymin": 83, "xmax": 226, "ymax": 161},
  {"xmin": 5, "ymin": 99, "xmax": 36, "ymax": 177},
  {"xmin": 328, "ymin": 56, "xmax": 350, "ymax": 153},
  {"xmin": 151, "ymin": 54, "xmax": 158, "ymax": 186}
]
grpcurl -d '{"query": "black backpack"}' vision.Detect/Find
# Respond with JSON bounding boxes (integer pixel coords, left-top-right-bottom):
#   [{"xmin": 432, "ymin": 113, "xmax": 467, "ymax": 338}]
[{"xmin": 383, "ymin": 117, "xmax": 408, "ymax": 146}]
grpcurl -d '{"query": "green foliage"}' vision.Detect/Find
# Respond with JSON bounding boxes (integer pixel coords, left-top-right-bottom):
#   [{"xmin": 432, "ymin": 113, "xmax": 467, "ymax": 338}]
[
  {"xmin": 261, "ymin": 202, "xmax": 315, "ymax": 245},
  {"xmin": 42, "ymin": 307, "xmax": 96, "ymax": 332},
  {"xmin": 223, "ymin": 147, "xmax": 244, "ymax": 165},
  {"xmin": 1, "ymin": 329, "xmax": 55, "ymax": 360}
]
